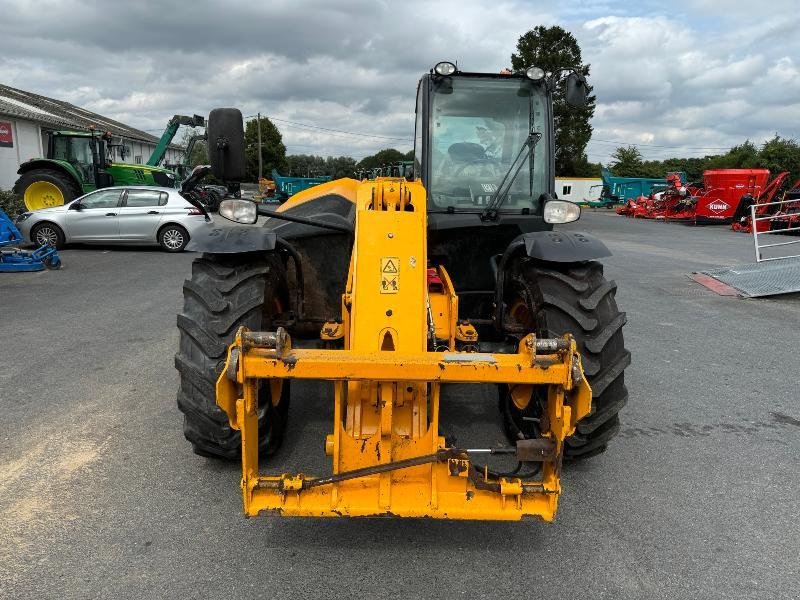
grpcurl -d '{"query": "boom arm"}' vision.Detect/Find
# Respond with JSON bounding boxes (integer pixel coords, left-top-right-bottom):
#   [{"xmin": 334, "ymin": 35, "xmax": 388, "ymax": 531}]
[{"xmin": 146, "ymin": 114, "xmax": 205, "ymax": 167}]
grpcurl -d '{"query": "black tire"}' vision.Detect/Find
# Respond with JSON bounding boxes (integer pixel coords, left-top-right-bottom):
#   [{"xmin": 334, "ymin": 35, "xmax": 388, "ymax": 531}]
[
  {"xmin": 158, "ymin": 224, "xmax": 189, "ymax": 252},
  {"xmin": 30, "ymin": 222, "xmax": 65, "ymax": 249},
  {"xmin": 175, "ymin": 252, "xmax": 290, "ymax": 459},
  {"xmin": 502, "ymin": 260, "xmax": 630, "ymax": 460},
  {"xmin": 14, "ymin": 168, "xmax": 82, "ymax": 210}
]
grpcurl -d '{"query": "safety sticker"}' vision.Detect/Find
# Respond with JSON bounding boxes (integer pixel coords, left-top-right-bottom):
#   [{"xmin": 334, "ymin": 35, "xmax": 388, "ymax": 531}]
[
  {"xmin": 381, "ymin": 275, "xmax": 399, "ymax": 294},
  {"xmin": 380, "ymin": 257, "xmax": 399, "ymax": 294},
  {"xmin": 381, "ymin": 257, "xmax": 399, "ymax": 274}
]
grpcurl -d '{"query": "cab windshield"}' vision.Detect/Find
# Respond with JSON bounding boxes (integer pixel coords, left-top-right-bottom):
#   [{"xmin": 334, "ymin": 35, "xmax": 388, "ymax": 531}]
[
  {"xmin": 428, "ymin": 77, "xmax": 546, "ymax": 211},
  {"xmin": 52, "ymin": 136, "xmax": 93, "ymax": 165}
]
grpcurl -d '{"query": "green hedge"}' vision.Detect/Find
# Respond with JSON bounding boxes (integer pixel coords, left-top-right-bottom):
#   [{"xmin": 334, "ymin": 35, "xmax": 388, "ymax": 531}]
[{"xmin": 0, "ymin": 189, "xmax": 25, "ymax": 218}]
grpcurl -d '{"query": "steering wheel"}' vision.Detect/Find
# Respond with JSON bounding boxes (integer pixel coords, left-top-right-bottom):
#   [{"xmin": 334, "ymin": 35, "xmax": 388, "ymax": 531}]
[{"xmin": 453, "ymin": 157, "xmax": 501, "ymax": 178}]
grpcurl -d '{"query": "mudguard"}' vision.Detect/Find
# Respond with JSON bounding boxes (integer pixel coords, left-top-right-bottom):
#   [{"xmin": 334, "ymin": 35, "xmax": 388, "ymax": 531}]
[
  {"xmin": 522, "ymin": 230, "xmax": 611, "ymax": 262},
  {"xmin": 186, "ymin": 225, "xmax": 277, "ymax": 253}
]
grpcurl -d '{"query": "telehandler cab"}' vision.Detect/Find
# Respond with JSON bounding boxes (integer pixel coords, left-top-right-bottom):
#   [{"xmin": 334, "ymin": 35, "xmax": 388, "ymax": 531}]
[{"xmin": 176, "ymin": 62, "xmax": 629, "ymax": 521}]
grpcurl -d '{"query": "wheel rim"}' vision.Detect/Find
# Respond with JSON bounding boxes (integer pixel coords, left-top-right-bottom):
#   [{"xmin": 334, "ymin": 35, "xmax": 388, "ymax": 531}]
[
  {"xmin": 24, "ymin": 181, "xmax": 64, "ymax": 211},
  {"xmin": 35, "ymin": 226, "xmax": 59, "ymax": 247},
  {"xmin": 162, "ymin": 228, "xmax": 184, "ymax": 249}
]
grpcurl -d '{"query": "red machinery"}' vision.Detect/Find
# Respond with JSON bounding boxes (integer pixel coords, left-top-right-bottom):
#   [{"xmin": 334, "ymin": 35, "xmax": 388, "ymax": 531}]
[
  {"xmin": 617, "ymin": 169, "xmax": 773, "ymax": 223},
  {"xmin": 615, "ymin": 173, "xmax": 689, "ymax": 217},
  {"xmin": 730, "ymin": 173, "xmax": 792, "ymax": 233}
]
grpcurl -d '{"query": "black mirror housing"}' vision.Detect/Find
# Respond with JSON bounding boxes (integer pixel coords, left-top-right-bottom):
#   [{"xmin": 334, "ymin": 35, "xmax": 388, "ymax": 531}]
[
  {"xmin": 565, "ymin": 73, "xmax": 589, "ymax": 108},
  {"xmin": 207, "ymin": 108, "xmax": 246, "ymax": 181}
]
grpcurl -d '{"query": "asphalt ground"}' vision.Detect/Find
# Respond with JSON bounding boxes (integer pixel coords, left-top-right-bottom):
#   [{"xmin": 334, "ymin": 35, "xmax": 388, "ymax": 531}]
[{"xmin": 1, "ymin": 211, "xmax": 798, "ymax": 599}]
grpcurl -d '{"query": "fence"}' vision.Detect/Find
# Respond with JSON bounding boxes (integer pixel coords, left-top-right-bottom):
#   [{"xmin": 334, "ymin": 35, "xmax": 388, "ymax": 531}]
[{"xmin": 751, "ymin": 198, "xmax": 800, "ymax": 262}]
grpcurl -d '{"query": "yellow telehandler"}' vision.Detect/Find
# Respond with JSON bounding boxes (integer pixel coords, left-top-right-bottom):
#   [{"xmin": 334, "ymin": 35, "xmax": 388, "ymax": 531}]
[{"xmin": 175, "ymin": 62, "xmax": 629, "ymax": 521}]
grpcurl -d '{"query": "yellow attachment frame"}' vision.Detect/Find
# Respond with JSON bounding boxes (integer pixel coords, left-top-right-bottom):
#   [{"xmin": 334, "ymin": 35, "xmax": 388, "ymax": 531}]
[{"xmin": 216, "ymin": 178, "xmax": 592, "ymax": 521}]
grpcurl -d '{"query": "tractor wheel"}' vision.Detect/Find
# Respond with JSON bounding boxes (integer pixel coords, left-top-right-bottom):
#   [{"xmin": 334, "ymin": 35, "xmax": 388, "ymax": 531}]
[
  {"xmin": 14, "ymin": 169, "xmax": 81, "ymax": 211},
  {"xmin": 175, "ymin": 252, "xmax": 291, "ymax": 459},
  {"xmin": 501, "ymin": 260, "xmax": 630, "ymax": 460}
]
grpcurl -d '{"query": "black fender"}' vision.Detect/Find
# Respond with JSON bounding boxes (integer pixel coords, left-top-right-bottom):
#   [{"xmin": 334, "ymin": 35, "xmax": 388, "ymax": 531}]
[
  {"xmin": 492, "ymin": 230, "xmax": 611, "ymax": 333},
  {"xmin": 186, "ymin": 225, "xmax": 277, "ymax": 253},
  {"xmin": 521, "ymin": 230, "xmax": 611, "ymax": 263}
]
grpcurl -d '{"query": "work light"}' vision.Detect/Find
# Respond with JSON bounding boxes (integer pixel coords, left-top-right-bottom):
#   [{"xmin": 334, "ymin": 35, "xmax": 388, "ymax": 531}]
[
  {"xmin": 434, "ymin": 61, "xmax": 457, "ymax": 76},
  {"xmin": 526, "ymin": 66, "xmax": 546, "ymax": 80}
]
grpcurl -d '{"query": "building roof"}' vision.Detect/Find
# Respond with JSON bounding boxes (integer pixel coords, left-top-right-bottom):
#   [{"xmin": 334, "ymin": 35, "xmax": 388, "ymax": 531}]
[{"xmin": 0, "ymin": 83, "xmax": 174, "ymax": 146}]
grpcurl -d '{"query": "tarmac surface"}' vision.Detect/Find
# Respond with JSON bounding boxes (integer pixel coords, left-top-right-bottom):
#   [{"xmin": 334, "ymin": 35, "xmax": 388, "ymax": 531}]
[{"xmin": 1, "ymin": 210, "xmax": 798, "ymax": 599}]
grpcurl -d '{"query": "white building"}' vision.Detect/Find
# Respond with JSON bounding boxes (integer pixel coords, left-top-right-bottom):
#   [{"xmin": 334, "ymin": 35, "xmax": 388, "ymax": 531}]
[
  {"xmin": 0, "ymin": 84, "xmax": 183, "ymax": 190},
  {"xmin": 555, "ymin": 177, "xmax": 602, "ymax": 204}
]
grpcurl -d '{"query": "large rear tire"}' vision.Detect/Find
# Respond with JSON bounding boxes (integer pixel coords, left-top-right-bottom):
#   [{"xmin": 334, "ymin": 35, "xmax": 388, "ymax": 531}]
[
  {"xmin": 175, "ymin": 252, "xmax": 290, "ymax": 459},
  {"xmin": 14, "ymin": 169, "xmax": 81, "ymax": 211},
  {"xmin": 502, "ymin": 260, "xmax": 630, "ymax": 460}
]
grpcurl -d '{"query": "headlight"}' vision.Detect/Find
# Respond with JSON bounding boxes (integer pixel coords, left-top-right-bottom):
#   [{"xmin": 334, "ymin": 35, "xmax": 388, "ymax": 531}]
[
  {"xmin": 434, "ymin": 61, "xmax": 456, "ymax": 76},
  {"xmin": 526, "ymin": 66, "xmax": 546, "ymax": 80},
  {"xmin": 218, "ymin": 199, "xmax": 257, "ymax": 224},
  {"xmin": 15, "ymin": 212, "xmax": 33, "ymax": 223},
  {"xmin": 544, "ymin": 200, "xmax": 581, "ymax": 224}
]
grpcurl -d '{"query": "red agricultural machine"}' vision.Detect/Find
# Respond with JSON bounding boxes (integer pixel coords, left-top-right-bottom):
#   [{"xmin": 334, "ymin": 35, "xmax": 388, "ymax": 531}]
[
  {"xmin": 615, "ymin": 172, "xmax": 692, "ymax": 218},
  {"xmin": 730, "ymin": 173, "xmax": 795, "ymax": 233},
  {"xmin": 616, "ymin": 169, "xmax": 783, "ymax": 224}
]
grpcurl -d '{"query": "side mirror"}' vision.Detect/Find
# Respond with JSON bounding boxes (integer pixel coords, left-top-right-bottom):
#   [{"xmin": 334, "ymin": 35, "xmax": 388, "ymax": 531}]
[
  {"xmin": 565, "ymin": 73, "xmax": 588, "ymax": 108},
  {"xmin": 207, "ymin": 108, "xmax": 246, "ymax": 181}
]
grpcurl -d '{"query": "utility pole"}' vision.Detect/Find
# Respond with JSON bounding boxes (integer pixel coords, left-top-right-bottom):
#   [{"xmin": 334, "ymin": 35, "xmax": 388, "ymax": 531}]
[{"xmin": 257, "ymin": 112, "xmax": 263, "ymax": 180}]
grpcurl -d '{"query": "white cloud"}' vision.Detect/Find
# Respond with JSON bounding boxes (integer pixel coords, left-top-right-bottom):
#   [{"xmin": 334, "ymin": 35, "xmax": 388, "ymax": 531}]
[{"xmin": 0, "ymin": 0, "xmax": 797, "ymax": 162}]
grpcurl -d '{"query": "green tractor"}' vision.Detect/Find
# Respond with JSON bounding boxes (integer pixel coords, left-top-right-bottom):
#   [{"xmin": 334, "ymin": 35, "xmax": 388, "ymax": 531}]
[{"xmin": 14, "ymin": 115, "xmax": 205, "ymax": 211}]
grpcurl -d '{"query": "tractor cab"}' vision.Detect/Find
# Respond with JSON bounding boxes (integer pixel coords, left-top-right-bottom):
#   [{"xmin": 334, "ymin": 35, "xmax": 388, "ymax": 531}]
[
  {"xmin": 48, "ymin": 130, "xmax": 113, "ymax": 188},
  {"xmin": 415, "ymin": 65, "xmax": 551, "ymax": 215}
]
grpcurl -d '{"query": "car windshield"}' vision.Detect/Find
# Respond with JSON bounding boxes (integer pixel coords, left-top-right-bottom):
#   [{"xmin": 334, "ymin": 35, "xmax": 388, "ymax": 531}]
[
  {"xmin": 53, "ymin": 136, "xmax": 93, "ymax": 165},
  {"xmin": 428, "ymin": 77, "xmax": 546, "ymax": 210}
]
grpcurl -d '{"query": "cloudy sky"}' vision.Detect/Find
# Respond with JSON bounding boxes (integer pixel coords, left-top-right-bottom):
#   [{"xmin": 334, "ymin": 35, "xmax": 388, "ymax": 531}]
[{"xmin": 2, "ymin": 0, "xmax": 799, "ymax": 164}]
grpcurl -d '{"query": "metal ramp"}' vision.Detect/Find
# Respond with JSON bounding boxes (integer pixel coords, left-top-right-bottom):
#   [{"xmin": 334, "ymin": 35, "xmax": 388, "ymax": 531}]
[{"xmin": 692, "ymin": 257, "xmax": 800, "ymax": 297}]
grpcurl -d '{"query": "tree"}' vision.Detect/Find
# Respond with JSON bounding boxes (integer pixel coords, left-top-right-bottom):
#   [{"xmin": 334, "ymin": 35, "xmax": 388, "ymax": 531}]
[
  {"xmin": 610, "ymin": 146, "xmax": 644, "ymax": 177},
  {"xmin": 324, "ymin": 156, "xmax": 358, "ymax": 179},
  {"xmin": 756, "ymin": 136, "xmax": 800, "ymax": 184},
  {"xmin": 286, "ymin": 154, "xmax": 325, "ymax": 177},
  {"xmin": 511, "ymin": 26, "xmax": 596, "ymax": 177},
  {"xmin": 177, "ymin": 127, "xmax": 208, "ymax": 168},
  {"xmin": 285, "ymin": 154, "xmax": 358, "ymax": 178},
  {"xmin": 356, "ymin": 148, "xmax": 409, "ymax": 171},
  {"xmin": 244, "ymin": 116, "xmax": 287, "ymax": 181},
  {"xmin": 706, "ymin": 141, "xmax": 759, "ymax": 170}
]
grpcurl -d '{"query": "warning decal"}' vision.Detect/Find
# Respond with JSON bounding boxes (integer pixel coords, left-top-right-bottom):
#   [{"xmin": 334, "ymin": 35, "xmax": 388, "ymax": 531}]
[
  {"xmin": 381, "ymin": 257, "xmax": 399, "ymax": 273},
  {"xmin": 381, "ymin": 275, "xmax": 399, "ymax": 294},
  {"xmin": 380, "ymin": 257, "xmax": 399, "ymax": 293}
]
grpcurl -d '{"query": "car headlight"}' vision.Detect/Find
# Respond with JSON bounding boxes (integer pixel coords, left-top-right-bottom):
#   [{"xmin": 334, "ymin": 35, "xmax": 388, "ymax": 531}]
[
  {"xmin": 543, "ymin": 200, "xmax": 581, "ymax": 224},
  {"xmin": 218, "ymin": 199, "xmax": 258, "ymax": 224},
  {"xmin": 15, "ymin": 212, "xmax": 33, "ymax": 223}
]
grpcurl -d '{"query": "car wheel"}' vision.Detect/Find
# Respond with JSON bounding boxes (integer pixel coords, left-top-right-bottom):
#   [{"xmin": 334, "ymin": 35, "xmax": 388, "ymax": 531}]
[
  {"xmin": 158, "ymin": 224, "xmax": 189, "ymax": 252},
  {"xmin": 30, "ymin": 222, "xmax": 65, "ymax": 249}
]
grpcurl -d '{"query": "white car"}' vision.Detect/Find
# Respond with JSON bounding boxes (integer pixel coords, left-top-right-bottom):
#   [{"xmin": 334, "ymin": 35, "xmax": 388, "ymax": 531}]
[{"xmin": 15, "ymin": 186, "xmax": 208, "ymax": 252}]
